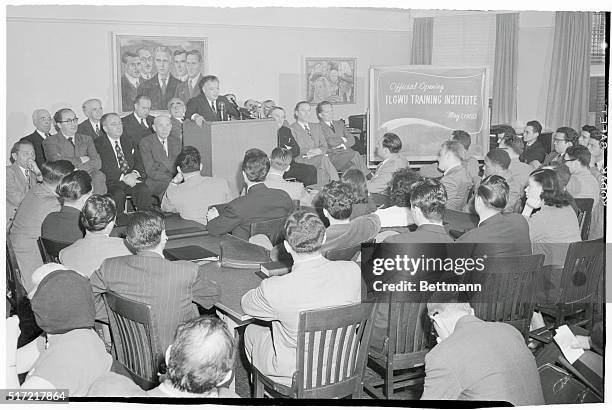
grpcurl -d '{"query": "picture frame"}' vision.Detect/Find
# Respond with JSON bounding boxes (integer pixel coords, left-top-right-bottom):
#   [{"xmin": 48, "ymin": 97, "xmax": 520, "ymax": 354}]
[
  {"xmin": 305, "ymin": 57, "xmax": 356, "ymax": 105},
  {"xmin": 112, "ymin": 34, "xmax": 208, "ymax": 114}
]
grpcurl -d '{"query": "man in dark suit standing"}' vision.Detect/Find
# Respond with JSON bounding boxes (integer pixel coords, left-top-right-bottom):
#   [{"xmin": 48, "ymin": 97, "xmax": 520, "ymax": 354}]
[
  {"xmin": 95, "ymin": 113, "xmax": 154, "ymax": 224},
  {"xmin": 121, "ymin": 95, "xmax": 155, "ymax": 147},
  {"xmin": 138, "ymin": 115, "xmax": 182, "ymax": 197},
  {"xmin": 120, "ymin": 51, "xmax": 142, "ymax": 112},
  {"xmin": 77, "ymin": 98, "xmax": 104, "ymax": 140},
  {"xmin": 137, "ymin": 46, "xmax": 181, "ymax": 111},
  {"xmin": 206, "ymin": 148, "xmax": 293, "ymax": 240},
  {"xmin": 174, "ymin": 50, "xmax": 203, "ymax": 104},
  {"xmin": 185, "ymin": 75, "xmax": 240, "ymax": 124},
  {"xmin": 90, "ymin": 211, "xmax": 220, "ymax": 351},
  {"xmin": 21, "ymin": 109, "xmax": 54, "ymax": 168}
]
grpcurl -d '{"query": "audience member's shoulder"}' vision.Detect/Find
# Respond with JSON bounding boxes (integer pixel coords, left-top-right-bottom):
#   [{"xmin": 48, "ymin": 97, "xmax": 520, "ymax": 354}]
[
  {"xmin": 502, "ymin": 212, "xmax": 528, "ymax": 224},
  {"xmin": 88, "ymin": 372, "xmax": 147, "ymax": 397}
]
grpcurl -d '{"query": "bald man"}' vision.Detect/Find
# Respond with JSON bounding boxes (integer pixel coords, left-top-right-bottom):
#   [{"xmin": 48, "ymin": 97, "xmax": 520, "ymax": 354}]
[
  {"xmin": 138, "ymin": 115, "xmax": 182, "ymax": 196},
  {"xmin": 21, "ymin": 109, "xmax": 53, "ymax": 168}
]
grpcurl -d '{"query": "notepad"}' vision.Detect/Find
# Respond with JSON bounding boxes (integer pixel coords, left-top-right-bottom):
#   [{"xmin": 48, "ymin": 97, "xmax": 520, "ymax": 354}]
[
  {"xmin": 259, "ymin": 261, "xmax": 292, "ymax": 277},
  {"xmin": 553, "ymin": 325, "xmax": 584, "ymax": 364},
  {"xmin": 163, "ymin": 246, "xmax": 218, "ymax": 262}
]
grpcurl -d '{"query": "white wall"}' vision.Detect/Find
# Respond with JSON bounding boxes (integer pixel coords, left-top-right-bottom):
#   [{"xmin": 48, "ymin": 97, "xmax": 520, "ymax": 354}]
[{"xmin": 6, "ymin": 6, "xmax": 412, "ymax": 155}]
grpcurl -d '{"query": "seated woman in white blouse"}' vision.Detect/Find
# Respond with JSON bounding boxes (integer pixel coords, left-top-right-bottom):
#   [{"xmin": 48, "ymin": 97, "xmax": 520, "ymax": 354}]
[{"xmin": 374, "ymin": 167, "xmax": 421, "ymax": 228}]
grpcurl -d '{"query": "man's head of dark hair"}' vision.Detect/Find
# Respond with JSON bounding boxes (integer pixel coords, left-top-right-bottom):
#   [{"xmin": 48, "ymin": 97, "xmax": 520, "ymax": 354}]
[
  {"xmin": 500, "ymin": 134, "xmax": 524, "ymax": 155},
  {"xmin": 556, "ymin": 127, "xmax": 579, "ymax": 145},
  {"xmin": 486, "ymin": 148, "xmax": 511, "ymax": 170},
  {"xmin": 582, "ymin": 125, "xmax": 597, "ymax": 134},
  {"xmin": 410, "ymin": 178, "xmax": 447, "ymax": 222},
  {"xmin": 80, "ymin": 195, "xmax": 117, "ymax": 232},
  {"xmin": 241, "ymin": 148, "xmax": 270, "ymax": 182},
  {"xmin": 319, "ymin": 181, "xmax": 354, "ymax": 220},
  {"xmin": 125, "ymin": 211, "xmax": 165, "ymax": 252},
  {"xmin": 56, "ymin": 170, "xmax": 92, "ymax": 201},
  {"xmin": 176, "ymin": 146, "xmax": 202, "ymax": 174},
  {"xmin": 497, "ymin": 124, "xmax": 517, "ymax": 137},
  {"xmin": 284, "ymin": 210, "xmax": 326, "ymax": 254},
  {"xmin": 477, "ymin": 174, "xmax": 509, "ymax": 210},
  {"xmin": 381, "ymin": 133, "xmax": 402, "ymax": 153},
  {"xmin": 387, "ymin": 167, "xmax": 420, "ymax": 207},
  {"xmin": 565, "ymin": 145, "xmax": 591, "ymax": 167},
  {"xmin": 526, "ymin": 120, "xmax": 542, "ymax": 135},
  {"xmin": 451, "ymin": 130, "xmax": 471, "ymax": 150},
  {"xmin": 40, "ymin": 160, "xmax": 75, "ymax": 185},
  {"xmin": 315, "ymin": 100, "xmax": 332, "ymax": 116},
  {"xmin": 198, "ymin": 75, "xmax": 219, "ymax": 89}
]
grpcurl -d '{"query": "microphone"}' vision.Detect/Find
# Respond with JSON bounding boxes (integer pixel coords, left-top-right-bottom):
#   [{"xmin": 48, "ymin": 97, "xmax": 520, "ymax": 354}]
[{"xmin": 218, "ymin": 100, "xmax": 226, "ymax": 121}]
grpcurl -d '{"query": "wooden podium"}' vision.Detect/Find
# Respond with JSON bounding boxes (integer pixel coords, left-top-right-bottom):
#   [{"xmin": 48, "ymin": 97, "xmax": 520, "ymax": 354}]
[{"xmin": 182, "ymin": 118, "xmax": 277, "ymax": 197}]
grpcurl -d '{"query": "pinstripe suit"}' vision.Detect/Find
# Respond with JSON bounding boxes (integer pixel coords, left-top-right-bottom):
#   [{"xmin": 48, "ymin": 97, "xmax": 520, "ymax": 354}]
[{"xmin": 90, "ymin": 251, "xmax": 220, "ymax": 350}]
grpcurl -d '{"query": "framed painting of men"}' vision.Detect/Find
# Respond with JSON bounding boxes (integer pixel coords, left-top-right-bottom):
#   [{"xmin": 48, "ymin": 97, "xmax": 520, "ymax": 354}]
[
  {"xmin": 112, "ymin": 34, "xmax": 208, "ymax": 114},
  {"xmin": 305, "ymin": 57, "xmax": 356, "ymax": 105}
]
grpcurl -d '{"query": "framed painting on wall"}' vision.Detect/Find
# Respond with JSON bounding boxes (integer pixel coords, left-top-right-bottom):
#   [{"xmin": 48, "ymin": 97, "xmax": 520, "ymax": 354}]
[
  {"xmin": 305, "ymin": 58, "xmax": 356, "ymax": 105},
  {"xmin": 112, "ymin": 34, "xmax": 208, "ymax": 114}
]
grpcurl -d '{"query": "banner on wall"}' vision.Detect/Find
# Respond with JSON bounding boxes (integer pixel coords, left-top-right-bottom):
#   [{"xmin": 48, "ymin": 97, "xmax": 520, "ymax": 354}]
[{"xmin": 368, "ymin": 66, "xmax": 490, "ymax": 164}]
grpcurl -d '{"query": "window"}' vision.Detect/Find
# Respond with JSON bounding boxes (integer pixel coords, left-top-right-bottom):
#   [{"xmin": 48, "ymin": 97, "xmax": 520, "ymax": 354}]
[
  {"xmin": 590, "ymin": 12, "xmax": 606, "ymax": 65},
  {"xmin": 589, "ymin": 12, "xmax": 607, "ymax": 128}
]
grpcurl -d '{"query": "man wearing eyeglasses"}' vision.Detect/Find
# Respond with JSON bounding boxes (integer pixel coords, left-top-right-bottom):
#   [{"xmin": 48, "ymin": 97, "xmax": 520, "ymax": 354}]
[
  {"xmin": 43, "ymin": 108, "xmax": 107, "ymax": 194},
  {"xmin": 542, "ymin": 126, "xmax": 578, "ymax": 167},
  {"xmin": 20, "ymin": 109, "xmax": 53, "ymax": 168}
]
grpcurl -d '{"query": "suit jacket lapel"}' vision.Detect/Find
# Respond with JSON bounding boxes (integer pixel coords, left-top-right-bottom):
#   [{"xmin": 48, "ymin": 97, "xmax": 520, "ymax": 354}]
[{"xmin": 11, "ymin": 163, "xmax": 27, "ymax": 187}]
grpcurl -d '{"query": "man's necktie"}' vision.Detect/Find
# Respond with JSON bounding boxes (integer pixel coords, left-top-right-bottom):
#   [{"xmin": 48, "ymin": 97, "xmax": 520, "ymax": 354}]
[
  {"xmin": 141, "ymin": 118, "xmax": 148, "ymax": 129},
  {"xmin": 162, "ymin": 140, "xmax": 168, "ymax": 156},
  {"xmin": 67, "ymin": 137, "xmax": 75, "ymax": 147},
  {"xmin": 211, "ymin": 101, "xmax": 217, "ymax": 113},
  {"xmin": 24, "ymin": 168, "xmax": 31, "ymax": 189},
  {"xmin": 45, "ymin": 132, "xmax": 51, "ymax": 138},
  {"xmin": 95, "ymin": 123, "xmax": 100, "ymax": 136},
  {"xmin": 135, "ymin": 79, "xmax": 140, "ymax": 88},
  {"xmin": 330, "ymin": 123, "xmax": 336, "ymax": 133},
  {"xmin": 161, "ymin": 78, "xmax": 167, "ymax": 96},
  {"xmin": 304, "ymin": 126, "xmax": 312, "ymax": 138},
  {"xmin": 114, "ymin": 141, "xmax": 130, "ymax": 174}
]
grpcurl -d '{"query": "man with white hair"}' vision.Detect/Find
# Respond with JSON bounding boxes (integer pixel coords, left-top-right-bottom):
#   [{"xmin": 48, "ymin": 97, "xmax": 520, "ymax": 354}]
[
  {"xmin": 138, "ymin": 46, "xmax": 181, "ymax": 110},
  {"xmin": 21, "ymin": 109, "xmax": 53, "ymax": 168},
  {"xmin": 77, "ymin": 98, "xmax": 104, "ymax": 139}
]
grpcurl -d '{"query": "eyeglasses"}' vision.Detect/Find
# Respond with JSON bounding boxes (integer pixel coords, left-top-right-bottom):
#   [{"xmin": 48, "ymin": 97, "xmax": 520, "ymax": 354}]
[
  {"xmin": 563, "ymin": 157, "xmax": 577, "ymax": 163},
  {"xmin": 59, "ymin": 117, "xmax": 79, "ymax": 124},
  {"xmin": 553, "ymin": 138, "xmax": 567, "ymax": 143}
]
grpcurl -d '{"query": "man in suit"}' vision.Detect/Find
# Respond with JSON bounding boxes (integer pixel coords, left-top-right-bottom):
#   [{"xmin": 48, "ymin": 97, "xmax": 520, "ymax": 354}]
[
  {"xmin": 137, "ymin": 46, "xmax": 181, "ymax": 111},
  {"xmin": 421, "ymin": 298, "xmax": 544, "ymax": 405},
  {"xmin": 480, "ymin": 149, "xmax": 521, "ymax": 213},
  {"xmin": 316, "ymin": 101, "xmax": 368, "ymax": 175},
  {"xmin": 174, "ymin": 50, "xmax": 203, "ymax": 104},
  {"xmin": 264, "ymin": 148, "xmax": 314, "ymax": 206},
  {"xmin": 6, "ymin": 140, "xmax": 42, "ymax": 228},
  {"xmin": 120, "ymin": 51, "xmax": 142, "ymax": 112},
  {"xmin": 95, "ymin": 113, "xmax": 154, "ymax": 223},
  {"xmin": 542, "ymin": 127, "xmax": 578, "ymax": 167},
  {"xmin": 185, "ymin": 75, "xmax": 240, "ymax": 124},
  {"xmin": 499, "ymin": 134, "xmax": 532, "ymax": 191},
  {"xmin": 520, "ymin": 120, "xmax": 547, "ymax": 167},
  {"xmin": 242, "ymin": 210, "xmax": 362, "ymax": 386},
  {"xmin": 121, "ymin": 95, "xmax": 155, "ymax": 147},
  {"xmin": 90, "ymin": 211, "xmax": 220, "ymax": 351},
  {"xmin": 138, "ymin": 115, "xmax": 182, "ymax": 197},
  {"xmin": 21, "ymin": 109, "xmax": 53, "ymax": 168},
  {"xmin": 206, "ymin": 148, "xmax": 293, "ymax": 240},
  {"xmin": 438, "ymin": 140, "xmax": 473, "ymax": 211},
  {"xmin": 43, "ymin": 108, "xmax": 107, "ymax": 194},
  {"xmin": 172, "ymin": 49, "xmax": 188, "ymax": 82},
  {"xmin": 269, "ymin": 106, "xmax": 317, "ymax": 186},
  {"xmin": 367, "ymin": 132, "xmax": 409, "ymax": 194},
  {"xmin": 420, "ymin": 130, "xmax": 480, "ymax": 186},
  {"xmin": 77, "ymin": 98, "xmax": 104, "ymax": 140},
  {"xmin": 289, "ymin": 101, "xmax": 339, "ymax": 185},
  {"xmin": 167, "ymin": 98, "xmax": 186, "ymax": 141}
]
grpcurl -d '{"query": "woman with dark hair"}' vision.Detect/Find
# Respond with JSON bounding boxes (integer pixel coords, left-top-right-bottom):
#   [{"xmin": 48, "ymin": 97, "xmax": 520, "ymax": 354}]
[
  {"xmin": 59, "ymin": 195, "xmax": 131, "ymax": 277},
  {"xmin": 341, "ymin": 169, "xmax": 376, "ymax": 219},
  {"xmin": 374, "ymin": 167, "xmax": 420, "ymax": 227},
  {"xmin": 41, "ymin": 170, "xmax": 93, "ymax": 244}
]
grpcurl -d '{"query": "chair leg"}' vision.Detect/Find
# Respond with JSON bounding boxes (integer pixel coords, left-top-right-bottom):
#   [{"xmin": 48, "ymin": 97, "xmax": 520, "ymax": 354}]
[
  {"xmin": 383, "ymin": 365, "xmax": 393, "ymax": 399},
  {"xmin": 253, "ymin": 371, "xmax": 265, "ymax": 398}
]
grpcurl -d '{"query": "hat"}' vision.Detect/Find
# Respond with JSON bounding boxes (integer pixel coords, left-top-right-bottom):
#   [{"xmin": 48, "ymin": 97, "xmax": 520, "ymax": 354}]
[
  {"xmin": 28, "ymin": 263, "xmax": 67, "ymax": 299},
  {"xmin": 31, "ymin": 269, "xmax": 96, "ymax": 334}
]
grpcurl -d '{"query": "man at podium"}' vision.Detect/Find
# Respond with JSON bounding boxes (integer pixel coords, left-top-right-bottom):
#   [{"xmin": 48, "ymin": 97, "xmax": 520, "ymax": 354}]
[{"xmin": 185, "ymin": 75, "xmax": 239, "ymax": 124}]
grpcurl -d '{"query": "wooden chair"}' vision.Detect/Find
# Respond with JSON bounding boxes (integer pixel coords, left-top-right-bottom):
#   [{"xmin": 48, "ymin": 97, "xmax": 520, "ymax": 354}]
[
  {"xmin": 466, "ymin": 254, "xmax": 544, "ymax": 342},
  {"xmin": 574, "ymin": 198, "xmax": 594, "ymax": 240},
  {"xmin": 249, "ymin": 217, "xmax": 288, "ymax": 247},
  {"xmin": 536, "ymin": 239, "xmax": 603, "ymax": 329},
  {"xmin": 103, "ymin": 291, "xmax": 164, "ymax": 390},
  {"xmin": 252, "ymin": 303, "xmax": 375, "ymax": 399},
  {"xmin": 325, "ymin": 238, "xmax": 375, "ymax": 262},
  {"xmin": 37, "ymin": 237, "xmax": 72, "ymax": 263}
]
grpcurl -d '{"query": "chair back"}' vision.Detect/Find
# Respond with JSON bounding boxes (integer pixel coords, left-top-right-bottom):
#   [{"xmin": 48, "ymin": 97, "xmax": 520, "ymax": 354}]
[
  {"xmin": 556, "ymin": 240, "xmax": 603, "ymax": 306},
  {"xmin": 37, "ymin": 237, "xmax": 72, "ymax": 263},
  {"xmin": 292, "ymin": 199, "xmax": 301, "ymax": 211},
  {"xmin": 574, "ymin": 198, "xmax": 594, "ymax": 240},
  {"xmin": 249, "ymin": 217, "xmax": 288, "ymax": 247},
  {"xmin": 467, "ymin": 254, "xmax": 544, "ymax": 341},
  {"xmin": 103, "ymin": 291, "xmax": 164, "ymax": 390},
  {"xmin": 294, "ymin": 303, "xmax": 375, "ymax": 398}
]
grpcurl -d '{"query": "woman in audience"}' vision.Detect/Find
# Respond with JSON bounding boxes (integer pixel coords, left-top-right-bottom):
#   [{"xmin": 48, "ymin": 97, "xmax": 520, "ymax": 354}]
[
  {"xmin": 7, "ymin": 268, "xmax": 112, "ymax": 395},
  {"xmin": 374, "ymin": 167, "xmax": 420, "ymax": 228},
  {"xmin": 59, "ymin": 195, "xmax": 132, "ymax": 277},
  {"xmin": 41, "ymin": 170, "xmax": 93, "ymax": 244},
  {"xmin": 341, "ymin": 169, "xmax": 376, "ymax": 219}
]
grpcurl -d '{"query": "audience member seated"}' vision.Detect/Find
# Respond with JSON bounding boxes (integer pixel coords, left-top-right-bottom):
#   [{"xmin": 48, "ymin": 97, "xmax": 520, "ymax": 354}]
[
  {"xmin": 585, "ymin": 128, "xmax": 605, "ymax": 172},
  {"xmin": 436, "ymin": 140, "xmax": 473, "ymax": 211},
  {"xmin": 319, "ymin": 181, "xmax": 380, "ymax": 253},
  {"xmin": 206, "ymin": 148, "xmax": 293, "ymax": 240},
  {"xmin": 6, "ymin": 269, "xmax": 112, "ymax": 395},
  {"xmin": 520, "ymin": 120, "xmax": 547, "ymax": 167},
  {"xmin": 60, "ymin": 195, "xmax": 131, "ymax": 278},
  {"xmin": 121, "ymin": 95, "xmax": 155, "ymax": 147},
  {"xmin": 77, "ymin": 98, "xmax": 104, "ymax": 140},
  {"xmin": 289, "ymin": 101, "xmax": 339, "ymax": 185},
  {"xmin": 21, "ymin": 108, "xmax": 53, "ymax": 168},
  {"xmin": 167, "ymin": 98, "xmax": 186, "ymax": 141},
  {"xmin": 269, "ymin": 106, "xmax": 317, "ymax": 186},
  {"xmin": 367, "ymin": 132, "xmax": 409, "ymax": 194},
  {"xmin": 88, "ymin": 316, "xmax": 239, "ymax": 398},
  {"xmin": 7, "ymin": 140, "xmax": 43, "ymax": 228},
  {"xmin": 494, "ymin": 124, "xmax": 517, "ymax": 146},
  {"xmin": 241, "ymin": 210, "xmax": 362, "ymax": 386},
  {"xmin": 420, "ymin": 130, "xmax": 478, "ymax": 183},
  {"xmin": 542, "ymin": 126, "xmax": 578, "ymax": 166},
  {"xmin": 41, "ymin": 170, "xmax": 92, "ymax": 244},
  {"xmin": 578, "ymin": 125, "xmax": 595, "ymax": 147},
  {"xmin": 421, "ymin": 296, "xmax": 544, "ymax": 405},
  {"xmin": 374, "ymin": 167, "xmax": 420, "ymax": 228},
  {"xmin": 43, "ymin": 108, "xmax": 107, "ymax": 194},
  {"xmin": 186, "ymin": 75, "xmax": 240, "ymax": 124},
  {"xmin": 90, "ymin": 211, "xmax": 220, "ymax": 351},
  {"xmin": 10, "ymin": 160, "xmax": 74, "ymax": 292},
  {"xmin": 264, "ymin": 148, "xmax": 314, "ymax": 206},
  {"xmin": 480, "ymin": 148, "xmax": 520, "ymax": 213},
  {"xmin": 316, "ymin": 100, "xmax": 369, "ymax": 175},
  {"xmin": 95, "ymin": 112, "xmax": 154, "ymax": 224},
  {"xmin": 456, "ymin": 175, "xmax": 531, "ymax": 257},
  {"xmin": 161, "ymin": 146, "xmax": 233, "ymax": 225},
  {"xmin": 564, "ymin": 145, "xmax": 602, "ymax": 239},
  {"xmin": 499, "ymin": 134, "xmax": 532, "ymax": 190},
  {"xmin": 546, "ymin": 162, "xmax": 578, "ymax": 214},
  {"xmin": 139, "ymin": 115, "xmax": 182, "ymax": 197},
  {"xmin": 342, "ymin": 169, "xmax": 377, "ymax": 219}
]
